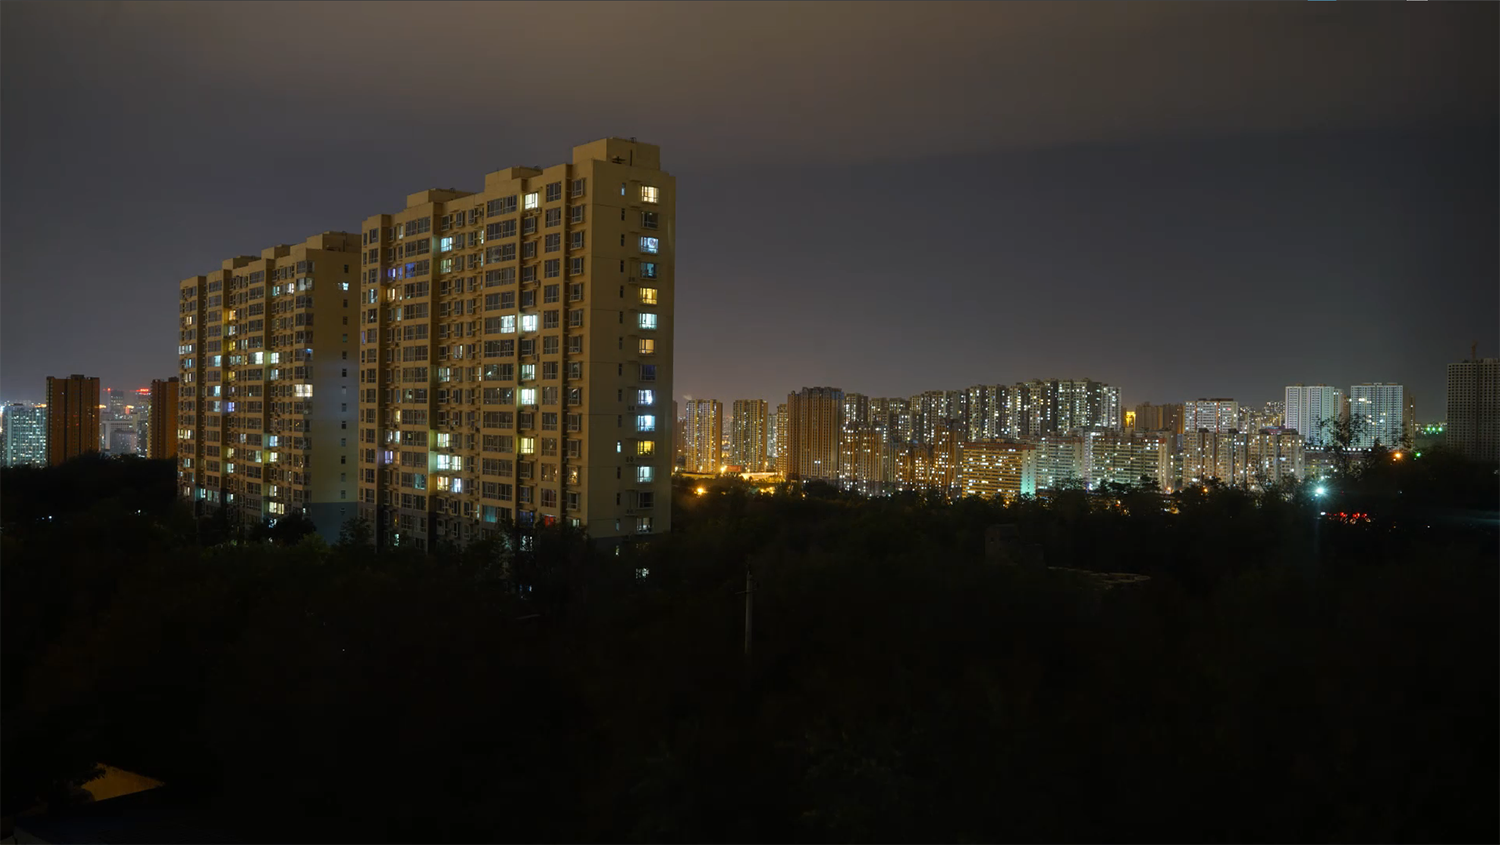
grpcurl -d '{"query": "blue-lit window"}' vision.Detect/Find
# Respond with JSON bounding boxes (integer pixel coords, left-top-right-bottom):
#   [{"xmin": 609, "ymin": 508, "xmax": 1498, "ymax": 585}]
[
  {"xmin": 637, "ymin": 465, "xmax": 654, "ymax": 483},
  {"xmin": 637, "ymin": 389, "xmax": 654, "ymax": 406},
  {"xmin": 641, "ymin": 262, "xmax": 658, "ymax": 279},
  {"xmin": 639, "ymin": 237, "xmax": 658, "ymax": 254},
  {"xmin": 638, "ymin": 313, "xmax": 657, "ymax": 330},
  {"xmin": 636, "ymin": 414, "xmax": 656, "ymax": 432},
  {"xmin": 439, "ymin": 236, "xmax": 455, "ymax": 253}
]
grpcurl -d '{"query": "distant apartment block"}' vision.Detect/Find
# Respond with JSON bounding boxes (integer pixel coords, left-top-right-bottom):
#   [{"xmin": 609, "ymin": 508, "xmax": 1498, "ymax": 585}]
[
  {"xmin": 1446, "ymin": 356, "xmax": 1499, "ymax": 464},
  {"xmin": 46, "ymin": 374, "xmax": 100, "ymax": 466},
  {"xmin": 684, "ymin": 399, "xmax": 723, "ymax": 473},
  {"xmin": 2, "ymin": 403, "xmax": 48, "ymax": 467},
  {"xmin": 730, "ymin": 399, "xmax": 768, "ymax": 472}
]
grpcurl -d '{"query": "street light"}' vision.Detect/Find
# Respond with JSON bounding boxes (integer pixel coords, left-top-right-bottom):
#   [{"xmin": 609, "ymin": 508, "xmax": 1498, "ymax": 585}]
[{"xmin": 1315, "ymin": 486, "xmax": 1327, "ymax": 497}]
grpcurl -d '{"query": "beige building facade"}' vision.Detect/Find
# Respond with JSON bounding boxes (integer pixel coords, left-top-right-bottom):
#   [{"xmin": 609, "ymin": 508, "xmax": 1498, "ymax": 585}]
[
  {"xmin": 177, "ymin": 233, "xmax": 361, "ymax": 539},
  {"xmin": 355, "ymin": 138, "xmax": 674, "ymax": 549}
]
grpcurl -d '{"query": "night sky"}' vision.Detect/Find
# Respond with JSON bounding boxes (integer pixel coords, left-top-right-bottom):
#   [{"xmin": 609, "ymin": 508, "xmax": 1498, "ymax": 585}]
[{"xmin": 2, "ymin": 2, "xmax": 1495, "ymax": 416}]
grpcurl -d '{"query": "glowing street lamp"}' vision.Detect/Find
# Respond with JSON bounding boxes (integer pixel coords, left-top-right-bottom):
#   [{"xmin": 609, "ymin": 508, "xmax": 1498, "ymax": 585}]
[{"xmin": 1314, "ymin": 486, "xmax": 1327, "ymax": 498}]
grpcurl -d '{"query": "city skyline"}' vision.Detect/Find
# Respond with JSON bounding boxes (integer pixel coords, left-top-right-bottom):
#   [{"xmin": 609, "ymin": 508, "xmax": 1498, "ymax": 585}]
[{"xmin": 2, "ymin": 3, "xmax": 1496, "ymax": 412}]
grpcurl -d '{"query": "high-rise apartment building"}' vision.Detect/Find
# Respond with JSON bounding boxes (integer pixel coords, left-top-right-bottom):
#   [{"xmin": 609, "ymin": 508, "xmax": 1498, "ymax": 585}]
[
  {"xmin": 1349, "ymin": 383, "xmax": 1405, "ymax": 449},
  {"xmin": 177, "ymin": 233, "xmax": 360, "ymax": 539},
  {"xmin": 958, "ymin": 440, "xmax": 1036, "ymax": 499},
  {"xmin": 1446, "ymin": 356, "xmax": 1498, "ymax": 464},
  {"xmin": 1031, "ymin": 435, "xmax": 1084, "ymax": 490},
  {"xmin": 729, "ymin": 399, "xmax": 768, "ymax": 472},
  {"xmin": 1081, "ymin": 431, "xmax": 1172, "ymax": 491},
  {"xmin": 2, "ymin": 403, "xmax": 48, "ymax": 467},
  {"xmin": 684, "ymin": 399, "xmax": 723, "ymax": 473},
  {"xmin": 1283, "ymin": 385, "xmax": 1343, "ymax": 446},
  {"xmin": 1132, "ymin": 402, "xmax": 1183, "ymax": 434},
  {"xmin": 1182, "ymin": 398, "xmax": 1239, "ymax": 434},
  {"xmin": 46, "ymin": 375, "xmax": 100, "ymax": 466},
  {"xmin": 355, "ymin": 139, "xmax": 673, "ymax": 548},
  {"xmin": 773, "ymin": 402, "xmax": 789, "ymax": 476},
  {"xmin": 786, "ymin": 387, "xmax": 843, "ymax": 483},
  {"xmin": 149, "ymin": 377, "xmax": 179, "ymax": 460}
]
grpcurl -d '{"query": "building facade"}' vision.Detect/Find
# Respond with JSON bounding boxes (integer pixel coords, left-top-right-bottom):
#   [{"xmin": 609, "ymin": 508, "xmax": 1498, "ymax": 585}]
[
  {"xmin": 729, "ymin": 399, "xmax": 768, "ymax": 472},
  {"xmin": 177, "ymin": 233, "xmax": 361, "ymax": 540},
  {"xmin": 1349, "ymin": 383, "xmax": 1405, "ymax": 449},
  {"xmin": 46, "ymin": 374, "xmax": 100, "ymax": 466},
  {"xmin": 149, "ymin": 378, "xmax": 179, "ymax": 460},
  {"xmin": 1446, "ymin": 356, "xmax": 1499, "ymax": 464},
  {"xmin": 1283, "ymin": 385, "xmax": 1343, "ymax": 447},
  {"xmin": 958, "ymin": 440, "xmax": 1036, "ymax": 499},
  {"xmin": 353, "ymin": 138, "xmax": 674, "ymax": 548},
  {"xmin": 786, "ymin": 386, "xmax": 843, "ymax": 483},
  {"xmin": 1182, "ymin": 398, "xmax": 1239, "ymax": 434},
  {"xmin": 684, "ymin": 399, "xmax": 723, "ymax": 473},
  {"xmin": 2, "ymin": 403, "xmax": 48, "ymax": 467}
]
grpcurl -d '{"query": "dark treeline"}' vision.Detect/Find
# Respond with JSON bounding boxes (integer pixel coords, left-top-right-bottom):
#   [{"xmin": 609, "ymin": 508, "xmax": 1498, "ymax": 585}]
[{"xmin": 2, "ymin": 451, "xmax": 1496, "ymax": 842}]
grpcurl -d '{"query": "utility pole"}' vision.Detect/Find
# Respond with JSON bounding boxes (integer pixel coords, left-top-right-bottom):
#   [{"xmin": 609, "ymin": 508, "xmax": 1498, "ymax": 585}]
[{"xmin": 738, "ymin": 567, "xmax": 755, "ymax": 667}]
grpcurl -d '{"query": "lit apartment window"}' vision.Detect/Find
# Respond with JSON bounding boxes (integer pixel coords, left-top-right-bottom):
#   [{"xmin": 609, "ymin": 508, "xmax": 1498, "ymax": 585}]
[
  {"xmin": 636, "ymin": 439, "xmax": 655, "ymax": 456},
  {"xmin": 637, "ymin": 517, "xmax": 653, "ymax": 533},
  {"xmin": 640, "ymin": 262, "xmax": 658, "ymax": 279},
  {"xmin": 641, "ymin": 185, "xmax": 660, "ymax": 204},
  {"xmin": 637, "ymin": 389, "xmax": 654, "ymax": 406},
  {"xmin": 637, "ymin": 465, "xmax": 654, "ymax": 483},
  {"xmin": 638, "ymin": 313, "xmax": 657, "ymax": 330},
  {"xmin": 639, "ymin": 237, "xmax": 659, "ymax": 254},
  {"xmin": 520, "ymin": 388, "xmax": 537, "ymax": 406},
  {"xmin": 520, "ymin": 364, "xmax": 535, "ymax": 381},
  {"xmin": 524, "ymin": 192, "xmax": 539, "ymax": 210},
  {"xmin": 636, "ymin": 415, "xmax": 656, "ymax": 432},
  {"xmin": 520, "ymin": 314, "xmax": 539, "ymax": 332},
  {"xmin": 638, "ymin": 339, "xmax": 655, "ymax": 356},
  {"xmin": 640, "ymin": 287, "xmax": 658, "ymax": 305},
  {"xmin": 519, "ymin": 436, "xmax": 536, "ymax": 455},
  {"xmin": 439, "ymin": 237, "xmax": 455, "ymax": 252}
]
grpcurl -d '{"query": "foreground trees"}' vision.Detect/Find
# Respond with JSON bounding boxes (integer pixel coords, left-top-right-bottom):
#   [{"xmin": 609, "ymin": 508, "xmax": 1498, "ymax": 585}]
[{"xmin": 3, "ymin": 456, "xmax": 1496, "ymax": 842}]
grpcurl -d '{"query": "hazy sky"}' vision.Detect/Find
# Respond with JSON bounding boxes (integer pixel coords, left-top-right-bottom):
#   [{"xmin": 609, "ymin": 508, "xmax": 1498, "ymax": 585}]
[{"xmin": 2, "ymin": 1, "xmax": 1495, "ymax": 415}]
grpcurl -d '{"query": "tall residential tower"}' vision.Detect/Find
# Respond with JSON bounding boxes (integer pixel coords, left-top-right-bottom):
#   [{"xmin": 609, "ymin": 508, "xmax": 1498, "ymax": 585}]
[
  {"xmin": 357, "ymin": 138, "xmax": 674, "ymax": 548},
  {"xmin": 45, "ymin": 375, "xmax": 100, "ymax": 466},
  {"xmin": 177, "ymin": 233, "xmax": 361, "ymax": 539}
]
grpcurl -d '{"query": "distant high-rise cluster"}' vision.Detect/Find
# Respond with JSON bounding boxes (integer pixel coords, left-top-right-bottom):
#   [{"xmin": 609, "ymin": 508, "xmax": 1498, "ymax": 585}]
[{"xmin": 170, "ymin": 138, "xmax": 672, "ymax": 547}]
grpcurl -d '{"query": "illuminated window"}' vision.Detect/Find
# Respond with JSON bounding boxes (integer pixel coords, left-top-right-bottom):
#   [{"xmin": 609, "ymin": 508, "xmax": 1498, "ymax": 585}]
[
  {"xmin": 637, "ymin": 465, "xmax": 654, "ymax": 483},
  {"xmin": 519, "ymin": 436, "xmax": 535, "ymax": 455},
  {"xmin": 294, "ymin": 384, "xmax": 313, "ymax": 398},
  {"xmin": 639, "ymin": 237, "xmax": 659, "ymax": 254},
  {"xmin": 500, "ymin": 315, "xmax": 517, "ymax": 334},
  {"xmin": 638, "ymin": 338, "xmax": 655, "ymax": 356},
  {"xmin": 640, "ymin": 287, "xmax": 658, "ymax": 305},
  {"xmin": 636, "ymin": 439, "xmax": 655, "ymax": 456},
  {"xmin": 523, "ymin": 192, "xmax": 539, "ymax": 210},
  {"xmin": 520, "ymin": 364, "xmax": 535, "ymax": 381},
  {"xmin": 439, "ymin": 237, "xmax": 455, "ymax": 252},
  {"xmin": 520, "ymin": 314, "xmax": 539, "ymax": 332},
  {"xmin": 637, "ymin": 389, "xmax": 654, "ymax": 406},
  {"xmin": 636, "ymin": 414, "xmax": 656, "ymax": 432},
  {"xmin": 638, "ymin": 313, "xmax": 657, "ymax": 330},
  {"xmin": 640, "ymin": 185, "xmax": 659, "ymax": 204},
  {"xmin": 640, "ymin": 262, "xmax": 658, "ymax": 279},
  {"xmin": 520, "ymin": 388, "xmax": 537, "ymax": 405}
]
